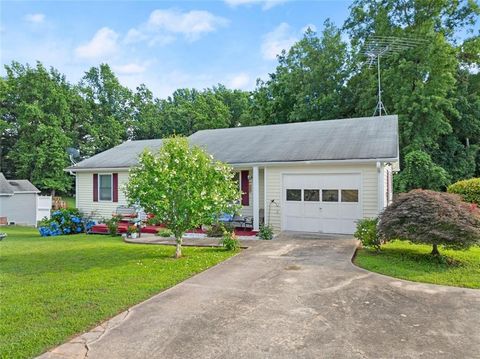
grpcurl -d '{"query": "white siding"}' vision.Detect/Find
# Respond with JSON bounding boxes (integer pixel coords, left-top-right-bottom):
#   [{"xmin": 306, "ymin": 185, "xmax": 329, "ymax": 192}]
[
  {"xmin": 265, "ymin": 163, "xmax": 379, "ymax": 233},
  {"xmin": 76, "ymin": 171, "xmax": 129, "ymax": 220}
]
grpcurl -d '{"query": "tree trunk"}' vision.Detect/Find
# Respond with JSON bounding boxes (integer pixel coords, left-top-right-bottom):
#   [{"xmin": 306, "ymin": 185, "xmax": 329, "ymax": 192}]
[
  {"xmin": 431, "ymin": 243, "xmax": 440, "ymax": 256},
  {"xmin": 175, "ymin": 236, "xmax": 182, "ymax": 258}
]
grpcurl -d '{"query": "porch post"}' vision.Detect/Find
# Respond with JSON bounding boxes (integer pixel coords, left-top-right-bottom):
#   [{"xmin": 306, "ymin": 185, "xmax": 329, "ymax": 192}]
[{"xmin": 252, "ymin": 166, "xmax": 260, "ymax": 231}]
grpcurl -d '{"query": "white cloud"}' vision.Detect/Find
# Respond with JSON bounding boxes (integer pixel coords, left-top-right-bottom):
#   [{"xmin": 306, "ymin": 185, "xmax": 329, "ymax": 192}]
[
  {"xmin": 113, "ymin": 63, "xmax": 147, "ymax": 75},
  {"xmin": 261, "ymin": 22, "xmax": 297, "ymax": 60},
  {"xmin": 126, "ymin": 9, "xmax": 229, "ymax": 45},
  {"xmin": 224, "ymin": 0, "xmax": 286, "ymax": 10},
  {"xmin": 227, "ymin": 73, "xmax": 251, "ymax": 89},
  {"xmin": 24, "ymin": 13, "xmax": 45, "ymax": 24},
  {"xmin": 75, "ymin": 27, "xmax": 119, "ymax": 60}
]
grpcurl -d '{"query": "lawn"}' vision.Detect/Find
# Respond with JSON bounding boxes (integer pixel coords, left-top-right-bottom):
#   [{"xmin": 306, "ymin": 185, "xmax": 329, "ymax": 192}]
[
  {"xmin": 64, "ymin": 196, "xmax": 76, "ymax": 209},
  {"xmin": 0, "ymin": 226, "xmax": 236, "ymax": 358},
  {"xmin": 354, "ymin": 241, "xmax": 480, "ymax": 289}
]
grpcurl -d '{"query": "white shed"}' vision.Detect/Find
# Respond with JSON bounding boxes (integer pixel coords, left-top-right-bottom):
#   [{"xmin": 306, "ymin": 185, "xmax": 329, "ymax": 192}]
[{"xmin": 0, "ymin": 172, "xmax": 48, "ymax": 226}]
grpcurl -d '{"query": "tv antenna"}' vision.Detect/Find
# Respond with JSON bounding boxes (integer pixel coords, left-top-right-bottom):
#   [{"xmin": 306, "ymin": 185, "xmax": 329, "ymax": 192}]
[{"xmin": 363, "ymin": 36, "xmax": 426, "ymax": 116}]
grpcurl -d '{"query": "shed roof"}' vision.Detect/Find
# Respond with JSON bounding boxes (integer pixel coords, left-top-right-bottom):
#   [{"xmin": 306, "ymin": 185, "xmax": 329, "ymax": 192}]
[
  {"xmin": 0, "ymin": 173, "xmax": 40, "ymax": 195},
  {"xmin": 68, "ymin": 115, "xmax": 398, "ymax": 170}
]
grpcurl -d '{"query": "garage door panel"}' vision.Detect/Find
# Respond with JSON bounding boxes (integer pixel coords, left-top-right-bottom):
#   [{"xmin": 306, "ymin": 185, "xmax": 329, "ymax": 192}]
[{"xmin": 283, "ymin": 173, "xmax": 362, "ymax": 234}]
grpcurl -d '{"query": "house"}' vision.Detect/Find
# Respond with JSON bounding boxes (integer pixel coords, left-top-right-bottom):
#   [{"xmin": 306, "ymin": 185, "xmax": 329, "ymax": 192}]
[
  {"xmin": 0, "ymin": 172, "xmax": 51, "ymax": 226},
  {"xmin": 66, "ymin": 115, "xmax": 399, "ymax": 235}
]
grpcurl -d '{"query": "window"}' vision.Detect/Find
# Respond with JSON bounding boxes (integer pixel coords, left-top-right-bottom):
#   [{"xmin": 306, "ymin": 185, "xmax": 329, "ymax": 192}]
[
  {"xmin": 286, "ymin": 189, "xmax": 302, "ymax": 201},
  {"xmin": 99, "ymin": 174, "xmax": 112, "ymax": 201},
  {"xmin": 322, "ymin": 189, "xmax": 339, "ymax": 202},
  {"xmin": 304, "ymin": 189, "xmax": 320, "ymax": 202},
  {"xmin": 341, "ymin": 189, "xmax": 359, "ymax": 202}
]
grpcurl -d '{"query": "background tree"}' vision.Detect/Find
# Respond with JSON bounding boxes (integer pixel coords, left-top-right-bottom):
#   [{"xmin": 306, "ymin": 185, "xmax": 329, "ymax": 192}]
[
  {"xmin": 249, "ymin": 21, "xmax": 350, "ymax": 125},
  {"xmin": 125, "ymin": 137, "xmax": 240, "ymax": 258},
  {"xmin": 131, "ymin": 84, "xmax": 165, "ymax": 140},
  {"xmin": 0, "ymin": 62, "xmax": 74, "ymax": 194},
  {"xmin": 78, "ymin": 64, "xmax": 133, "ymax": 156},
  {"xmin": 344, "ymin": 0, "xmax": 480, "ymax": 191}
]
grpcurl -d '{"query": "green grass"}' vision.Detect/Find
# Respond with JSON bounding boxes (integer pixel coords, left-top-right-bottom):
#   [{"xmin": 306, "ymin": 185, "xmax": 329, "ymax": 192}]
[
  {"xmin": 354, "ymin": 241, "xmax": 480, "ymax": 289},
  {"xmin": 0, "ymin": 226, "xmax": 236, "ymax": 358},
  {"xmin": 63, "ymin": 196, "xmax": 76, "ymax": 209}
]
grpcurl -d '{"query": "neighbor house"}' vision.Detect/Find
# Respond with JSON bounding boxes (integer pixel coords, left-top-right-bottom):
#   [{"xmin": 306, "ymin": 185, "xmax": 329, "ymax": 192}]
[
  {"xmin": 66, "ymin": 115, "xmax": 399, "ymax": 234},
  {"xmin": 0, "ymin": 172, "xmax": 51, "ymax": 226}
]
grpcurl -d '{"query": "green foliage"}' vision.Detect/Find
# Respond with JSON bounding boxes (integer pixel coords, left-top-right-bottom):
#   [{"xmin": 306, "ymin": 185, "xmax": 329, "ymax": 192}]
[
  {"xmin": 378, "ymin": 189, "xmax": 480, "ymax": 255},
  {"xmin": 354, "ymin": 218, "xmax": 381, "ymax": 251},
  {"xmin": 220, "ymin": 231, "xmax": 240, "ymax": 251},
  {"xmin": 158, "ymin": 228, "xmax": 173, "ymax": 237},
  {"xmin": 0, "ymin": 226, "xmax": 235, "ymax": 358},
  {"xmin": 104, "ymin": 216, "xmax": 120, "ymax": 236},
  {"xmin": 394, "ymin": 150, "xmax": 450, "ymax": 192},
  {"xmin": 258, "ymin": 224, "xmax": 274, "ymax": 240},
  {"xmin": 248, "ymin": 21, "xmax": 350, "ymax": 125},
  {"xmin": 38, "ymin": 208, "xmax": 92, "ymax": 236},
  {"xmin": 206, "ymin": 222, "xmax": 234, "ymax": 237},
  {"xmin": 1, "ymin": 62, "xmax": 75, "ymax": 193},
  {"xmin": 125, "ymin": 136, "xmax": 241, "ymax": 257},
  {"xmin": 448, "ymin": 178, "xmax": 480, "ymax": 205}
]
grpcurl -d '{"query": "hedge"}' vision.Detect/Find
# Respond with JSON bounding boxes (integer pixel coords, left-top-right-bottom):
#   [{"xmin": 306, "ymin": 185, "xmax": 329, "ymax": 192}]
[{"xmin": 447, "ymin": 178, "xmax": 480, "ymax": 205}]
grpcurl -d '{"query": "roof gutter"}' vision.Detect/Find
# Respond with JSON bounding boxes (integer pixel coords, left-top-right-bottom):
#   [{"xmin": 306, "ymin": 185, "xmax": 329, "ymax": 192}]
[
  {"xmin": 64, "ymin": 157, "xmax": 399, "ymax": 172},
  {"xmin": 229, "ymin": 157, "xmax": 400, "ymax": 168}
]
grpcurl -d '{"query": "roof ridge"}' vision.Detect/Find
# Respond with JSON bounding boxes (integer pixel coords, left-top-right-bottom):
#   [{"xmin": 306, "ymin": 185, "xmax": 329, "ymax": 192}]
[{"xmin": 191, "ymin": 115, "xmax": 397, "ymax": 135}]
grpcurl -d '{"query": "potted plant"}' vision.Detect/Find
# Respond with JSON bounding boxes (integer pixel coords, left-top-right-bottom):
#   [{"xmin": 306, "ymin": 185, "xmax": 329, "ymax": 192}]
[{"xmin": 127, "ymin": 224, "xmax": 138, "ymax": 239}]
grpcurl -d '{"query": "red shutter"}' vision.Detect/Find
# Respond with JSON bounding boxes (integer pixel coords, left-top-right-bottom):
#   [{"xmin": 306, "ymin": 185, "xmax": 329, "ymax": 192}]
[
  {"xmin": 113, "ymin": 173, "xmax": 118, "ymax": 202},
  {"xmin": 241, "ymin": 170, "xmax": 249, "ymax": 206},
  {"xmin": 93, "ymin": 174, "xmax": 98, "ymax": 202}
]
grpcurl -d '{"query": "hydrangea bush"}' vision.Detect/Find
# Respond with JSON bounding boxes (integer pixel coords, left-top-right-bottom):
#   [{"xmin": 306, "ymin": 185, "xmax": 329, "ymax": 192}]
[{"xmin": 38, "ymin": 209, "xmax": 95, "ymax": 237}]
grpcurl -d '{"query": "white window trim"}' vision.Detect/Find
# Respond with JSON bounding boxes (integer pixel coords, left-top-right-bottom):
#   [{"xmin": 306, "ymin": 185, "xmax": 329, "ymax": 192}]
[{"xmin": 98, "ymin": 173, "xmax": 113, "ymax": 202}]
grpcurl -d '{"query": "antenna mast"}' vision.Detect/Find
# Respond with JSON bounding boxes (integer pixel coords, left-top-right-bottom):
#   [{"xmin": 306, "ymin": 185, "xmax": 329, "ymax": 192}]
[{"xmin": 363, "ymin": 36, "xmax": 425, "ymax": 116}]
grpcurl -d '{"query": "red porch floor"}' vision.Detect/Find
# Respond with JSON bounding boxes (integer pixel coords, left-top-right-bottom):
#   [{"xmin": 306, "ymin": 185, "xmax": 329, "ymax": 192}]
[{"xmin": 90, "ymin": 223, "xmax": 257, "ymax": 237}]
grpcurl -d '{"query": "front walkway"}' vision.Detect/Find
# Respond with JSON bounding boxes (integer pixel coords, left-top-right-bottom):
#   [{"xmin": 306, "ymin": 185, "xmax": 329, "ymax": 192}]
[{"xmin": 39, "ymin": 233, "xmax": 480, "ymax": 359}]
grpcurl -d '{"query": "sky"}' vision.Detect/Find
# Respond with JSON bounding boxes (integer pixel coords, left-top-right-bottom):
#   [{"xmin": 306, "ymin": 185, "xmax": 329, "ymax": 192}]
[{"xmin": 0, "ymin": 0, "xmax": 353, "ymax": 98}]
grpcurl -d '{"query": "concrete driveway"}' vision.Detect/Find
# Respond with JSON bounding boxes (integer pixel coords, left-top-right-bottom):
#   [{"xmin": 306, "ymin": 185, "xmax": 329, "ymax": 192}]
[{"xmin": 40, "ymin": 233, "xmax": 480, "ymax": 359}]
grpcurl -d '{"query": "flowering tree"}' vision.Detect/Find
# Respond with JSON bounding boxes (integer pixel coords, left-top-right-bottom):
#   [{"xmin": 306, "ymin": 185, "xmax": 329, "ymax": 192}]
[{"xmin": 125, "ymin": 136, "xmax": 241, "ymax": 258}]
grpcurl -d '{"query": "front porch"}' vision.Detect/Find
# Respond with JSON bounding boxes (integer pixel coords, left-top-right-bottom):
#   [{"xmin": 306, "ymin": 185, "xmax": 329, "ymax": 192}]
[{"xmin": 235, "ymin": 166, "xmax": 266, "ymax": 232}]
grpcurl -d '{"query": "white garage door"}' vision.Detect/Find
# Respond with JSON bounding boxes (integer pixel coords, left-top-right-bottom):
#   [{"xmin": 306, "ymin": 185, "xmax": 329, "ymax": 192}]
[{"xmin": 282, "ymin": 173, "xmax": 362, "ymax": 234}]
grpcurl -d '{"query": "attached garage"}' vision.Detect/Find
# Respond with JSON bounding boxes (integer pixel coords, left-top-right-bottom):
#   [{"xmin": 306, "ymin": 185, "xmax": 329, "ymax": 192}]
[{"xmin": 283, "ymin": 173, "xmax": 362, "ymax": 234}]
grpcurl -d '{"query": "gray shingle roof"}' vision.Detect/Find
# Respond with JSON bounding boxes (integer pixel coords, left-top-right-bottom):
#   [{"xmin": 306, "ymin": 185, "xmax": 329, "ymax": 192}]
[
  {"xmin": 70, "ymin": 139, "xmax": 163, "ymax": 169},
  {"xmin": 69, "ymin": 116, "xmax": 398, "ymax": 170},
  {"xmin": 0, "ymin": 173, "xmax": 40, "ymax": 194}
]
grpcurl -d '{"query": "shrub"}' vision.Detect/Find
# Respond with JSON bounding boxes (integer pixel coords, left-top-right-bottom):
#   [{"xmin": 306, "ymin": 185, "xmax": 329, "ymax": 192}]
[
  {"xmin": 38, "ymin": 209, "xmax": 93, "ymax": 237},
  {"xmin": 220, "ymin": 232, "xmax": 240, "ymax": 251},
  {"xmin": 447, "ymin": 178, "xmax": 480, "ymax": 205},
  {"xmin": 354, "ymin": 218, "xmax": 381, "ymax": 251},
  {"xmin": 158, "ymin": 228, "xmax": 173, "ymax": 237},
  {"xmin": 258, "ymin": 224, "xmax": 274, "ymax": 240},
  {"xmin": 206, "ymin": 223, "xmax": 234, "ymax": 237},
  {"xmin": 104, "ymin": 216, "xmax": 120, "ymax": 236},
  {"xmin": 394, "ymin": 150, "xmax": 450, "ymax": 192},
  {"xmin": 378, "ymin": 189, "xmax": 480, "ymax": 255}
]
